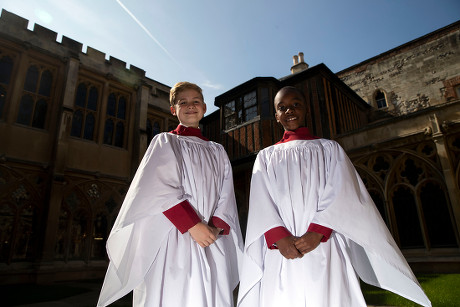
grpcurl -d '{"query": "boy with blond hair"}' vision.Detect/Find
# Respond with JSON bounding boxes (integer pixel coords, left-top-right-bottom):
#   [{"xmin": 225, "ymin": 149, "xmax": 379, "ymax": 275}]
[
  {"xmin": 237, "ymin": 86, "xmax": 431, "ymax": 307},
  {"xmin": 98, "ymin": 82, "xmax": 243, "ymax": 307}
]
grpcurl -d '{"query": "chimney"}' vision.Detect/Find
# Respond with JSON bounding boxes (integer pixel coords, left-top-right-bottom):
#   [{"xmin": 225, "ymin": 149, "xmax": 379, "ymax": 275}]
[{"xmin": 290, "ymin": 52, "xmax": 309, "ymax": 74}]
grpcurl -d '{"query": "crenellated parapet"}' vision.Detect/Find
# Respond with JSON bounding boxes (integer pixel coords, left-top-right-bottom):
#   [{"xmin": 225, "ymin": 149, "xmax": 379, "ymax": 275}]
[{"xmin": 0, "ymin": 9, "xmax": 147, "ymax": 83}]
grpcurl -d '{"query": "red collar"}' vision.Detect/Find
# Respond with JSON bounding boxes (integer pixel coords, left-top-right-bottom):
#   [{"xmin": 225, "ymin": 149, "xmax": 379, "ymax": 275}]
[
  {"xmin": 276, "ymin": 127, "xmax": 318, "ymax": 144},
  {"xmin": 169, "ymin": 125, "xmax": 209, "ymax": 141}
]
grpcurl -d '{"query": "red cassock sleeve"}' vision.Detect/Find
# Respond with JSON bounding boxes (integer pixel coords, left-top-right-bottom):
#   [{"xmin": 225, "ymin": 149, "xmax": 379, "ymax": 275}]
[
  {"xmin": 264, "ymin": 223, "xmax": 333, "ymax": 249},
  {"xmin": 210, "ymin": 216, "xmax": 231, "ymax": 235},
  {"xmin": 307, "ymin": 223, "xmax": 333, "ymax": 242},
  {"xmin": 163, "ymin": 200, "xmax": 201, "ymax": 234}
]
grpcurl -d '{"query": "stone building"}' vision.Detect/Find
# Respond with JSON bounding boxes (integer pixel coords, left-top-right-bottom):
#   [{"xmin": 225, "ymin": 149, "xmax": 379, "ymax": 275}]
[
  {"xmin": 0, "ymin": 9, "xmax": 177, "ymax": 283},
  {"xmin": 0, "ymin": 7, "xmax": 459, "ymax": 285},
  {"xmin": 203, "ymin": 21, "xmax": 460, "ymax": 272}
]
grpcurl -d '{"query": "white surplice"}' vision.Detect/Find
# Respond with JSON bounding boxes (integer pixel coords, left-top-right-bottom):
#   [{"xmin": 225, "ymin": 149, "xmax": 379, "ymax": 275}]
[
  {"xmin": 237, "ymin": 139, "xmax": 431, "ymax": 307},
  {"xmin": 97, "ymin": 132, "xmax": 243, "ymax": 307}
]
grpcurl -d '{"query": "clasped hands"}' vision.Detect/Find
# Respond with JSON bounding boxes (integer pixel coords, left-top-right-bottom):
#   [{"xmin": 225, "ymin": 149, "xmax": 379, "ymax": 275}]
[
  {"xmin": 188, "ymin": 222, "xmax": 222, "ymax": 248},
  {"xmin": 276, "ymin": 232, "xmax": 323, "ymax": 259}
]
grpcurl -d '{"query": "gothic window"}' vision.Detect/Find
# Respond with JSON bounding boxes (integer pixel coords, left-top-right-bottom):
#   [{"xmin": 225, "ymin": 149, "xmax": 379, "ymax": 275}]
[
  {"xmin": 69, "ymin": 209, "xmax": 89, "ymax": 260},
  {"xmin": 146, "ymin": 118, "xmax": 161, "ymax": 146},
  {"xmin": 104, "ymin": 92, "xmax": 128, "ymax": 148},
  {"xmin": 224, "ymin": 90, "xmax": 258, "ymax": 130},
  {"xmin": 392, "ymin": 185, "xmax": 425, "ymax": 248},
  {"xmin": 91, "ymin": 213, "xmax": 108, "ymax": 259},
  {"xmin": 0, "ymin": 55, "xmax": 14, "ymax": 119},
  {"xmin": 420, "ymin": 181, "xmax": 457, "ymax": 248},
  {"xmin": 71, "ymin": 82, "xmax": 99, "ymax": 140},
  {"xmin": 16, "ymin": 65, "xmax": 54, "ymax": 129},
  {"xmin": 55, "ymin": 209, "xmax": 70, "ymax": 260},
  {"xmin": 389, "ymin": 154, "xmax": 458, "ymax": 250},
  {"xmin": 375, "ymin": 90, "xmax": 387, "ymax": 109}
]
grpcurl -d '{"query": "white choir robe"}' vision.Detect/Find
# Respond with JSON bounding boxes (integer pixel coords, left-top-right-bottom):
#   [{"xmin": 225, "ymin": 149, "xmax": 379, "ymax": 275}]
[
  {"xmin": 97, "ymin": 132, "xmax": 243, "ymax": 307},
  {"xmin": 237, "ymin": 139, "xmax": 431, "ymax": 307}
]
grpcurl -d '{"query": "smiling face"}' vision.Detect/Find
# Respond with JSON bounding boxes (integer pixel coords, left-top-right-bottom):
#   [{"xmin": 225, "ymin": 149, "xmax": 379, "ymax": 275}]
[
  {"xmin": 274, "ymin": 87, "xmax": 307, "ymax": 131},
  {"xmin": 170, "ymin": 88, "xmax": 207, "ymax": 128}
]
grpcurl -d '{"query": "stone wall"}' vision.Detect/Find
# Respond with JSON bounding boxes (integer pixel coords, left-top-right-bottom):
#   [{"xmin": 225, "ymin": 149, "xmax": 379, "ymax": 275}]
[{"xmin": 337, "ymin": 21, "xmax": 460, "ymax": 116}]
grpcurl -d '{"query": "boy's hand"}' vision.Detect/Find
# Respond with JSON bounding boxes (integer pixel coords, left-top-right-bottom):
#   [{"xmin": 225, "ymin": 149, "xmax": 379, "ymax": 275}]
[
  {"xmin": 294, "ymin": 232, "xmax": 323, "ymax": 255},
  {"xmin": 188, "ymin": 222, "xmax": 218, "ymax": 247},
  {"xmin": 276, "ymin": 236, "xmax": 303, "ymax": 259}
]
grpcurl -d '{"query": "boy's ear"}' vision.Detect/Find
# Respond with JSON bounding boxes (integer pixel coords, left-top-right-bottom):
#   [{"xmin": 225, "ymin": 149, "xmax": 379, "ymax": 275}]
[
  {"xmin": 203, "ymin": 102, "xmax": 207, "ymax": 114},
  {"xmin": 275, "ymin": 112, "xmax": 280, "ymax": 123},
  {"xmin": 170, "ymin": 106, "xmax": 176, "ymax": 116}
]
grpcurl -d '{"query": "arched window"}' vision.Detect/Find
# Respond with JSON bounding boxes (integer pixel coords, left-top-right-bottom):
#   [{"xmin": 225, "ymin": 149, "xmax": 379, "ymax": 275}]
[
  {"xmin": 0, "ymin": 55, "xmax": 14, "ymax": 119},
  {"xmin": 420, "ymin": 181, "xmax": 457, "ymax": 248},
  {"xmin": 392, "ymin": 185, "xmax": 424, "ymax": 248},
  {"xmin": 16, "ymin": 65, "xmax": 54, "ymax": 129},
  {"xmin": 104, "ymin": 92, "xmax": 128, "ymax": 148},
  {"xmin": 375, "ymin": 90, "xmax": 387, "ymax": 109},
  {"xmin": 71, "ymin": 82, "xmax": 99, "ymax": 140}
]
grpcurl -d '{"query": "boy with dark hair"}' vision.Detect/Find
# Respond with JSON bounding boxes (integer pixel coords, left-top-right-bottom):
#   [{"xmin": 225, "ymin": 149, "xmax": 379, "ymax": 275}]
[
  {"xmin": 98, "ymin": 82, "xmax": 243, "ymax": 307},
  {"xmin": 237, "ymin": 86, "xmax": 431, "ymax": 307}
]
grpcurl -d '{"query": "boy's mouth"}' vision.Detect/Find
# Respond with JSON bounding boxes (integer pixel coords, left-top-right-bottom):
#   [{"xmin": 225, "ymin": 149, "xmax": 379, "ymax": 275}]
[{"xmin": 286, "ymin": 117, "xmax": 297, "ymax": 122}]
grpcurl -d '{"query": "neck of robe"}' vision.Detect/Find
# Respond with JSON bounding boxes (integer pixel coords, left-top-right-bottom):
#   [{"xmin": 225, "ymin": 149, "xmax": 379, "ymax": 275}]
[
  {"xmin": 169, "ymin": 124, "xmax": 209, "ymax": 141},
  {"xmin": 276, "ymin": 126, "xmax": 318, "ymax": 144}
]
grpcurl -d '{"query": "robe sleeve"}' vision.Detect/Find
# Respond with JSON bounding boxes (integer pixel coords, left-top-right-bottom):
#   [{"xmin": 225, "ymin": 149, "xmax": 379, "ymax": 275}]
[
  {"xmin": 163, "ymin": 200, "xmax": 201, "ymax": 233},
  {"xmin": 307, "ymin": 223, "xmax": 332, "ymax": 242},
  {"xmin": 264, "ymin": 226, "xmax": 292, "ymax": 249},
  {"xmin": 210, "ymin": 216, "xmax": 230, "ymax": 235}
]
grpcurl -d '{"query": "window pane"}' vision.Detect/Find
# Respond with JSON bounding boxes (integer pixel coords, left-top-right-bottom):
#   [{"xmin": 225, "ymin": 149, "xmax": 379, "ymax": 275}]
[
  {"xmin": 24, "ymin": 66, "xmax": 39, "ymax": 93},
  {"xmin": 420, "ymin": 182, "xmax": 457, "ymax": 248},
  {"xmin": 32, "ymin": 99, "xmax": 47, "ymax": 129},
  {"xmin": 69, "ymin": 210, "xmax": 88, "ymax": 259},
  {"xmin": 104, "ymin": 119, "xmax": 114, "ymax": 144},
  {"xmin": 375, "ymin": 91, "xmax": 387, "ymax": 108},
  {"xmin": 0, "ymin": 86, "xmax": 6, "ymax": 119},
  {"xmin": 71, "ymin": 110, "xmax": 83, "ymax": 137},
  {"xmin": 83, "ymin": 113, "xmax": 95, "ymax": 140},
  {"xmin": 0, "ymin": 56, "xmax": 14, "ymax": 84},
  {"xmin": 146, "ymin": 119, "xmax": 152, "ymax": 145},
  {"xmin": 225, "ymin": 114, "xmax": 237, "ymax": 130},
  {"xmin": 38, "ymin": 70, "xmax": 53, "ymax": 96},
  {"xmin": 115, "ymin": 122, "xmax": 124, "ymax": 147},
  {"xmin": 117, "ymin": 97, "xmax": 126, "ymax": 119},
  {"xmin": 153, "ymin": 121, "xmax": 160, "ymax": 136},
  {"xmin": 392, "ymin": 186, "xmax": 424, "ymax": 248},
  {"xmin": 243, "ymin": 91, "xmax": 257, "ymax": 108},
  {"xmin": 91, "ymin": 213, "xmax": 108, "ymax": 259},
  {"xmin": 75, "ymin": 83, "xmax": 87, "ymax": 108},
  {"xmin": 87, "ymin": 87, "xmax": 98, "ymax": 111},
  {"xmin": 224, "ymin": 100, "xmax": 235, "ymax": 116},
  {"xmin": 107, "ymin": 93, "xmax": 116, "ymax": 116},
  {"xmin": 17, "ymin": 95, "xmax": 34, "ymax": 125},
  {"xmin": 245, "ymin": 105, "xmax": 257, "ymax": 121}
]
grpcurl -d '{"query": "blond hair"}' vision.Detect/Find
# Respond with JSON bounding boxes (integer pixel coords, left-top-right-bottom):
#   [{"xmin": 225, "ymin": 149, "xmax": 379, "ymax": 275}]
[{"xmin": 169, "ymin": 82, "xmax": 204, "ymax": 106}]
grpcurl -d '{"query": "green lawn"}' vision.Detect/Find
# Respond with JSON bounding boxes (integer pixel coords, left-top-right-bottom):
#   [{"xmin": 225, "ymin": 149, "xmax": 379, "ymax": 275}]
[{"xmin": 362, "ymin": 274, "xmax": 460, "ymax": 306}]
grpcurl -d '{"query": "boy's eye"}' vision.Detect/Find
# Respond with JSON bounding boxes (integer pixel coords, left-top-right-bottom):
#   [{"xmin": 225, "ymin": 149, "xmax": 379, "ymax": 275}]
[{"xmin": 278, "ymin": 106, "xmax": 286, "ymax": 112}]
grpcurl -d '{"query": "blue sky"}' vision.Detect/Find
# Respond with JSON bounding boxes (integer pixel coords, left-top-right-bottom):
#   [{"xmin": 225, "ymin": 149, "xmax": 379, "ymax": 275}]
[{"xmin": 2, "ymin": 0, "xmax": 459, "ymax": 114}]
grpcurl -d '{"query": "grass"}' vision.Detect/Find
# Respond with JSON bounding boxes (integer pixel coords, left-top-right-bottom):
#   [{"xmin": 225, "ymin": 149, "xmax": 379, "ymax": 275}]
[{"xmin": 362, "ymin": 274, "xmax": 460, "ymax": 306}]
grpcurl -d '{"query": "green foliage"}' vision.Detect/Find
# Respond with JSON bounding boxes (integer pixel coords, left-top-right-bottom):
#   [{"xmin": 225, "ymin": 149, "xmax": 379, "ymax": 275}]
[{"xmin": 362, "ymin": 274, "xmax": 460, "ymax": 306}]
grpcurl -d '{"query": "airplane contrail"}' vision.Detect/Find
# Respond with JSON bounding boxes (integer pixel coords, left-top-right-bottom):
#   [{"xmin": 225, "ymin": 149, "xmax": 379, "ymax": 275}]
[{"xmin": 115, "ymin": 0, "xmax": 182, "ymax": 68}]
